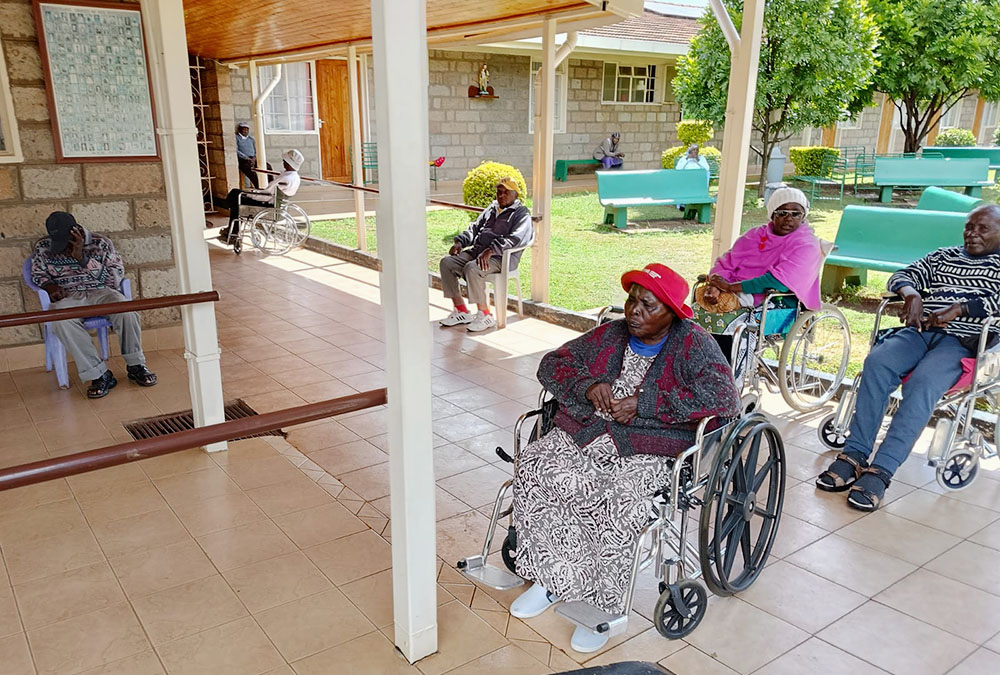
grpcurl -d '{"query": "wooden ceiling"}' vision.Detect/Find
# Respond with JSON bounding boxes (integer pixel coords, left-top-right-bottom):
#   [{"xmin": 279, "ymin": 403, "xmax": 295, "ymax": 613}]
[{"xmin": 183, "ymin": 0, "xmax": 628, "ymax": 62}]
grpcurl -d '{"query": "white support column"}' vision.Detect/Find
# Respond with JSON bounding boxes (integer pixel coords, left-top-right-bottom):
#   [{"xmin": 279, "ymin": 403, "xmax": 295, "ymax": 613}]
[
  {"xmin": 348, "ymin": 45, "xmax": 368, "ymax": 252},
  {"xmin": 530, "ymin": 17, "xmax": 556, "ymax": 303},
  {"xmin": 370, "ymin": 0, "xmax": 438, "ymax": 663},
  {"xmin": 140, "ymin": 0, "xmax": 226, "ymax": 452},
  {"xmin": 710, "ymin": 0, "xmax": 766, "ymax": 261}
]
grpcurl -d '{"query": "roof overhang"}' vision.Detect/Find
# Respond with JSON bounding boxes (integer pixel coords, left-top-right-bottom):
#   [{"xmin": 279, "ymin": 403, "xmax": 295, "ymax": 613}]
[{"xmin": 461, "ymin": 32, "xmax": 688, "ymax": 60}]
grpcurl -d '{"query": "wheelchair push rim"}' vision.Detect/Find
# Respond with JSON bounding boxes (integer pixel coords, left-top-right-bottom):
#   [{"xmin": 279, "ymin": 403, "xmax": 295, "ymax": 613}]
[
  {"xmin": 699, "ymin": 413, "xmax": 785, "ymax": 596},
  {"xmin": 778, "ymin": 304, "xmax": 851, "ymax": 413},
  {"xmin": 250, "ymin": 210, "xmax": 297, "ymax": 256},
  {"xmin": 284, "ymin": 202, "xmax": 312, "ymax": 246}
]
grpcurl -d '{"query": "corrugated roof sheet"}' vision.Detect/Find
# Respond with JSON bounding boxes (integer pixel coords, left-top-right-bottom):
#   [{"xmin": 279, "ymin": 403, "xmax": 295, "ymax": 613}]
[{"xmin": 581, "ymin": 9, "xmax": 701, "ymax": 45}]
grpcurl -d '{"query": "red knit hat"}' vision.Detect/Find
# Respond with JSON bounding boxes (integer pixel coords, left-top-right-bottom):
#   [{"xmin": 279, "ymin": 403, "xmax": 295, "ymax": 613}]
[{"xmin": 620, "ymin": 263, "xmax": 693, "ymax": 319}]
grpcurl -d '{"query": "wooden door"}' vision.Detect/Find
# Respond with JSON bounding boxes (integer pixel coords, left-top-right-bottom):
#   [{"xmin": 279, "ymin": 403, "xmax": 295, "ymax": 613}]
[{"xmin": 315, "ymin": 60, "xmax": 351, "ymax": 182}]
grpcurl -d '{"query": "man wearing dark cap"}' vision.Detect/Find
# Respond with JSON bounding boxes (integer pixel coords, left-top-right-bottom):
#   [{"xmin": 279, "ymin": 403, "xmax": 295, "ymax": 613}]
[
  {"xmin": 236, "ymin": 121, "xmax": 260, "ymax": 188},
  {"xmin": 29, "ymin": 212, "xmax": 157, "ymax": 398}
]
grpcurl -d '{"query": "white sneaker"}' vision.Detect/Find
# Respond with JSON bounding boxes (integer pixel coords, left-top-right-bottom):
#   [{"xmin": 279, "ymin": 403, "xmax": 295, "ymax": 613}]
[
  {"xmin": 466, "ymin": 312, "xmax": 497, "ymax": 332},
  {"xmin": 439, "ymin": 309, "xmax": 473, "ymax": 327},
  {"xmin": 510, "ymin": 583, "xmax": 558, "ymax": 619},
  {"xmin": 570, "ymin": 625, "xmax": 610, "ymax": 653}
]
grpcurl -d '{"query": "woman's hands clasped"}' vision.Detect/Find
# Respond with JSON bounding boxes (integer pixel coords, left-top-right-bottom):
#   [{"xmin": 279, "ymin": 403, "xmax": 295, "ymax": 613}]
[{"xmin": 586, "ymin": 383, "xmax": 638, "ymax": 424}]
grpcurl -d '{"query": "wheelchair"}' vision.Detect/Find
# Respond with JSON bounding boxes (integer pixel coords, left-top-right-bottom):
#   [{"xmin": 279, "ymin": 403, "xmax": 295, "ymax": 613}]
[
  {"xmin": 456, "ymin": 307, "xmax": 788, "ymax": 641},
  {"xmin": 818, "ymin": 297, "xmax": 1000, "ymax": 491},
  {"xmin": 690, "ymin": 278, "xmax": 851, "ymax": 414},
  {"xmin": 224, "ymin": 189, "xmax": 311, "ymax": 256}
]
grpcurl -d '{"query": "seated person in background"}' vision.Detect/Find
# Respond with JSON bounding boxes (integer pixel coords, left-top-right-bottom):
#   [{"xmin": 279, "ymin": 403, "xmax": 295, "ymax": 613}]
[
  {"xmin": 438, "ymin": 177, "xmax": 532, "ymax": 333},
  {"xmin": 508, "ymin": 263, "xmax": 740, "ymax": 653},
  {"xmin": 219, "ymin": 148, "xmax": 304, "ymax": 243},
  {"xmin": 593, "ymin": 131, "xmax": 625, "ymax": 169},
  {"xmin": 692, "ymin": 186, "xmax": 823, "ymax": 379},
  {"xmin": 30, "ymin": 212, "xmax": 157, "ymax": 398},
  {"xmin": 675, "ymin": 144, "xmax": 710, "ymax": 173},
  {"xmin": 817, "ymin": 204, "xmax": 1000, "ymax": 511}
]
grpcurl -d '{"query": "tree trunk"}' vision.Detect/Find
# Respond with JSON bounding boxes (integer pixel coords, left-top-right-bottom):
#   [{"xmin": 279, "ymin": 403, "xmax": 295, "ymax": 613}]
[{"xmin": 757, "ymin": 136, "xmax": 773, "ymax": 198}]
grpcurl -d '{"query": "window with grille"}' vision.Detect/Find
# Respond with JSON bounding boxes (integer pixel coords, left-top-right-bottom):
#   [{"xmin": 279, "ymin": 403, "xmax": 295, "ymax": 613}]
[
  {"xmin": 258, "ymin": 62, "xmax": 316, "ymax": 133},
  {"xmin": 602, "ymin": 62, "xmax": 657, "ymax": 104}
]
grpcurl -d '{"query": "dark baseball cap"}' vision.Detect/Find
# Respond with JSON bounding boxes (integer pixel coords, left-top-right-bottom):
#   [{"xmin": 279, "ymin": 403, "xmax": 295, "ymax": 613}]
[{"xmin": 45, "ymin": 211, "xmax": 77, "ymax": 254}]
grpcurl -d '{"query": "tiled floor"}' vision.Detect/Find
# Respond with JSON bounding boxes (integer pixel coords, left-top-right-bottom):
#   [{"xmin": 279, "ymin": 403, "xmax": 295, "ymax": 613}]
[{"xmin": 1, "ymin": 239, "xmax": 999, "ymax": 674}]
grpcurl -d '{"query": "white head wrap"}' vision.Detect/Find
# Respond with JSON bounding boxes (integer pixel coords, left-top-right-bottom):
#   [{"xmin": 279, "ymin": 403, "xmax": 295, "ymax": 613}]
[
  {"xmin": 282, "ymin": 149, "xmax": 304, "ymax": 171},
  {"xmin": 766, "ymin": 186, "xmax": 810, "ymax": 218}
]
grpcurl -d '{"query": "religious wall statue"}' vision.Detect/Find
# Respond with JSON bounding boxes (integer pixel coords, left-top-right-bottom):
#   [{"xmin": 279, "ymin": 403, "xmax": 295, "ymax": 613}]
[{"xmin": 478, "ymin": 63, "xmax": 490, "ymax": 94}]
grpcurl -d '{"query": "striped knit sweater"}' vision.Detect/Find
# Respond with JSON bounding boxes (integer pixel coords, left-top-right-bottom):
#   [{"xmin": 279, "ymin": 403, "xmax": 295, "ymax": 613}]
[{"xmin": 888, "ymin": 246, "xmax": 1000, "ymax": 338}]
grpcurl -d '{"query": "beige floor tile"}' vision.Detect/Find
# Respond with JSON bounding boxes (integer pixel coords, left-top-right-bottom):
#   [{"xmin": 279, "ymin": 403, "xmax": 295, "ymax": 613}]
[
  {"xmin": 754, "ymin": 637, "xmax": 889, "ymax": 675},
  {"xmin": 14, "ymin": 561, "xmax": 124, "ymax": 629},
  {"xmin": 987, "ymin": 629, "xmax": 1000, "ymax": 653},
  {"xmin": 970, "ymin": 518, "xmax": 1000, "ymax": 551},
  {"xmin": 438, "ymin": 464, "xmax": 512, "ymax": 509},
  {"xmin": 925, "ymin": 541, "xmax": 1000, "ymax": 599},
  {"xmin": 139, "ymin": 449, "xmax": 218, "ymax": 480},
  {"xmin": 2, "ymin": 527, "xmax": 105, "ymax": 585},
  {"xmin": 787, "ymin": 534, "xmax": 917, "ymax": 597},
  {"xmin": 270, "ymin": 366, "xmax": 334, "ymax": 389},
  {"xmin": 196, "ymin": 519, "xmax": 298, "ymax": 571},
  {"xmin": 456, "ymin": 429, "xmax": 516, "ymax": 462},
  {"xmin": 255, "ymin": 587, "xmax": 375, "ymax": 661},
  {"xmin": 948, "ymin": 648, "xmax": 1000, "ymax": 675},
  {"xmin": 580, "ymin": 627, "xmax": 684, "ymax": 668},
  {"xmin": 837, "ymin": 511, "xmax": 961, "ymax": 566},
  {"xmin": 337, "ymin": 408, "xmax": 388, "ymax": 438},
  {"xmin": 222, "ymin": 456, "xmax": 306, "ymax": 491},
  {"xmin": 66, "ymin": 462, "xmax": 147, "ymax": 496},
  {"xmin": 875, "ymin": 568, "xmax": 1000, "ymax": 644},
  {"xmin": 78, "ymin": 650, "xmax": 166, "ymax": 674},
  {"xmin": 435, "ymin": 511, "xmax": 504, "ymax": 567},
  {"xmin": 289, "ymin": 630, "xmax": 419, "ymax": 674},
  {"xmin": 517, "ymin": 605, "xmax": 649, "ymax": 665},
  {"xmin": 886, "ymin": 489, "xmax": 999, "ymax": 538},
  {"xmin": 171, "ymin": 491, "xmax": 267, "ymax": 537},
  {"xmin": 767, "ymin": 513, "xmax": 829, "ymax": 559},
  {"xmin": 0, "ymin": 585, "xmax": 21, "ymax": 638},
  {"xmin": 403, "ymin": 600, "xmax": 508, "ymax": 675},
  {"xmin": 0, "ymin": 633, "xmax": 36, "ymax": 675},
  {"xmin": 211, "ymin": 437, "xmax": 281, "ymax": 465},
  {"xmin": 446, "ymin": 643, "xmax": 552, "ymax": 674},
  {"xmin": 659, "ymin": 645, "xmax": 739, "ymax": 675},
  {"xmin": 924, "ymin": 473, "xmax": 1000, "ymax": 511},
  {"xmin": 37, "ymin": 414, "xmax": 114, "ymax": 453},
  {"xmin": 245, "ymin": 476, "xmax": 335, "ymax": 518},
  {"xmin": 0, "ymin": 424, "xmax": 48, "ymax": 465},
  {"xmin": 133, "ymin": 575, "xmax": 248, "ymax": 645},
  {"xmin": 285, "ymin": 420, "xmax": 360, "ymax": 453},
  {"xmin": 305, "ymin": 529, "xmax": 392, "ymax": 585},
  {"xmin": 272, "ymin": 501, "xmax": 369, "ymax": 548},
  {"xmin": 338, "ymin": 462, "xmax": 391, "ymax": 501},
  {"xmin": 780, "ymin": 482, "xmax": 866, "ymax": 532},
  {"xmin": 155, "ymin": 616, "xmax": 284, "ymax": 675},
  {"xmin": 307, "ymin": 439, "xmax": 388, "ymax": 476},
  {"xmin": 685, "ymin": 596, "xmax": 808, "ymax": 674},
  {"xmin": 109, "ymin": 539, "xmax": 217, "ymax": 598},
  {"xmin": 738, "ymin": 560, "xmax": 866, "ymax": 634},
  {"xmin": 819, "ymin": 602, "xmax": 975, "ymax": 675},
  {"xmin": 223, "ymin": 551, "xmax": 332, "ymax": 613},
  {"xmin": 91, "ymin": 509, "xmax": 190, "ymax": 559},
  {"xmin": 432, "ymin": 412, "xmax": 501, "ymax": 444},
  {"xmin": 27, "ymin": 603, "xmax": 150, "ymax": 675},
  {"xmin": 432, "ymin": 444, "xmax": 488, "ymax": 480},
  {"xmin": 0, "ymin": 498, "xmax": 89, "ymax": 546},
  {"xmin": 0, "ymin": 479, "xmax": 72, "ymax": 514},
  {"xmin": 77, "ymin": 480, "xmax": 168, "ymax": 525},
  {"xmin": 339, "ymin": 569, "xmax": 394, "ymax": 628},
  {"xmin": 153, "ymin": 467, "xmax": 243, "ymax": 507}
]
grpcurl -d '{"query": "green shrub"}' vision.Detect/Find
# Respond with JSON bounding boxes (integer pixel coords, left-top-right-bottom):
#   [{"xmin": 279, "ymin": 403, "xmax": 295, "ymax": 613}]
[
  {"xmin": 676, "ymin": 120, "xmax": 715, "ymax": 146},
  {"xmin": 788, "ymin": 147, "xmax": 840, "ymax": 177},
  {"xmin": 661, "ymin": 145, "xmax": 721, "ymax": 169},
  {"xmin": 933, "ymin": 127, "xmax": 976, "ymax": 147},
  {"xmin": 994, "ymin": 126, "xmax": 1000, "ymax": 146},
  {"xmin": 462, "ymin": 162, "xmax": 528, "ymax": 216}
]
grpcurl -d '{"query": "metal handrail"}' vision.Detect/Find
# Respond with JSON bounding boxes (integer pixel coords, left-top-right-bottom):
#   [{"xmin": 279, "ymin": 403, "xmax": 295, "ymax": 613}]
[
  {"xmin": 0, "ymin": 389, "xmax": 388, "ymax": 491},
  {"xmin": 0, "ymin": 291, "xmax": 220, "ymax": 329}
]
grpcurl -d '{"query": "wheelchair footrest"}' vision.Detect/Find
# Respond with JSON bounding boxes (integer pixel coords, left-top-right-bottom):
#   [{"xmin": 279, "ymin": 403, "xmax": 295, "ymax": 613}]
[
  {"xmin": 456, "ymin": 556, "xmax": 524, "ymax": 590},
  {"xmin": 555, "ymin": 601, "xmax": 629, "ymax": 637}
]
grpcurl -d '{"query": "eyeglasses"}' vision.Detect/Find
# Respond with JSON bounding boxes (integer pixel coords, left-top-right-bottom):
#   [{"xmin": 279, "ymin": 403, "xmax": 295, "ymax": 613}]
[{"xmin": 773, "ymin": 210, "xmax": 805, "ymax": 219}]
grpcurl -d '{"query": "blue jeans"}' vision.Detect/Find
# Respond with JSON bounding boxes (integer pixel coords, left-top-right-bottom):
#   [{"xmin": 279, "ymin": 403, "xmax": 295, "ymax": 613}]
[{"xmin": 845, "ymin": 327, "xmax": 970, "ymax": 474}]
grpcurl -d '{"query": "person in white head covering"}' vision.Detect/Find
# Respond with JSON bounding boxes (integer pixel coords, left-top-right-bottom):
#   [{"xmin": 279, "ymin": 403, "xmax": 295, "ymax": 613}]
[{"xmin": 220, "ymin": 149, "xmax": 305, "ymax": 243}]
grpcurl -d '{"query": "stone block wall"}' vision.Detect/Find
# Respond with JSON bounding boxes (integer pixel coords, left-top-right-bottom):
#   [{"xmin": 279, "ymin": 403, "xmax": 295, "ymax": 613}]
[
  {"xmin": 201, "ymin": 60, "xmax": 238, "ymax": 201},
  {"xmin": 0, "ymin": 0, "xmax": 178, "ymax": 359},
  {"xmin": 836, "ymin": 104, "xmax": 883, "ymax": 150}
]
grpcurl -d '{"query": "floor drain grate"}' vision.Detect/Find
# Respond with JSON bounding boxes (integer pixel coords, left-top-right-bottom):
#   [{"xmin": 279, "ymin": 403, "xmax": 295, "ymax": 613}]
[{"xmin": 122, "ymin": 399, "xmax": 286, "ymax": 442}]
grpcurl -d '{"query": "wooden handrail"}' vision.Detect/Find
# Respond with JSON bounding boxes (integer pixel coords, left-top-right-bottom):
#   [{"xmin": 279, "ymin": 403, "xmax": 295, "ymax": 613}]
[
  {"xmin": 0, "ymin": 389, "xmax": 388, "ymax": 491},
  {"xmin": 0, "ymin": 291, "xmax": 219, "ymax": 329}
]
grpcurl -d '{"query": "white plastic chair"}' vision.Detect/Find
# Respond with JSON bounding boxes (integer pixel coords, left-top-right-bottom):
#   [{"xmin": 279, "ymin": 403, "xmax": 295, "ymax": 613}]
[{"xmin": 486, "ymin": 233, "xmax": 534, "ymax": 329}]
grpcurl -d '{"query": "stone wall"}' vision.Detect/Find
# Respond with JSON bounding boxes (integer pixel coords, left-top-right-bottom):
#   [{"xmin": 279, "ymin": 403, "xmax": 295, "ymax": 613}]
[
  {"xmin": 201, "ymin": 60, "xmax": 238, "ymax": 201},
  {"xmin": 0, "ymin": 0, "xmax": 179, "ymax": 363}
]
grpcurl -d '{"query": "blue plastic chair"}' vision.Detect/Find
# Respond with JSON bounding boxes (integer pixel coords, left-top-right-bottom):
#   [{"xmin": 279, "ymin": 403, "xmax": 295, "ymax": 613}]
[{"xmin": 22, "ymin": 257, "xmax": 132, "ymax": 389}]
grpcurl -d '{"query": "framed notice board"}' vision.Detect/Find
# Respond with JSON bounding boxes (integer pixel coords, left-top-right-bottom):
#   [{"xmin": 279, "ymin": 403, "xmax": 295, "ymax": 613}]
[{"xmin": 33, "ymin": 0, "xmax": 159, "ymax": 161}]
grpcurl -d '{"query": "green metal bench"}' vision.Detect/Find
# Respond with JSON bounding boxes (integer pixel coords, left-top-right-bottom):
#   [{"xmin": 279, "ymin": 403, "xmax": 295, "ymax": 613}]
[
  {"xmin": 923, "ymin": 145, "xmax": 1000, "ymax": 181},
  {"xmin": 794, "ymin": 151, "xmax": 846, "ymax": 203},
  {"xmin": 555, "ymin": 158, "xmax": 602, "ymax": 181},
  {"xmin": 873, "ymin": 156, "xmax": 993, "ymax": 203},
  {"xmin": 596, "ymin": 169, "xmax": 715, "ymax": 229},
  {"xmin": 821, "ymin": 205, "xmax": 967, "ymax": 293},
  {"xmin": 705, "ymin": 155, "xmax": 720, "ymax": 185},
  {"xmin": 914, "ymin": 186, "xmax": 984, "ymax": 213}
]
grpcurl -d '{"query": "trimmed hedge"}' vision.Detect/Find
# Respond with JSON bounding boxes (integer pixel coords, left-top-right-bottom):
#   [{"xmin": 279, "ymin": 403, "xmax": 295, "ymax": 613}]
[
  {"xmin": 933, "ymin": 128, "xmax": 976, "ymax": 147},
  {"xmin": 676, "ymin": 120, "xmax": 715, "ymax": 146},
  {"xmin": 789, "ymin": 147, "xmax": 840, "ymax": 177},
  {"xmin": 462, "ymin": 162, "xmax": 528, "ymax": 216},
  {"xmin": 661, "ymin": 145, "xmax": 721, "ymax": 170}
]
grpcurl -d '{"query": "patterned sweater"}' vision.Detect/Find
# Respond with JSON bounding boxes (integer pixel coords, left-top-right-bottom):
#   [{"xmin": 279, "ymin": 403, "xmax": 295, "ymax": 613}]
[
  {"xmin": 31, "ymin": 231, "xmax": 124, "ymax": 293},
  {"xmin": 888, "ymin": 246, "xmax": 1000, "ymax": 338},
  {"xmin": 537, "ymin": 319, "xmax": 741, "ymax": 457}
]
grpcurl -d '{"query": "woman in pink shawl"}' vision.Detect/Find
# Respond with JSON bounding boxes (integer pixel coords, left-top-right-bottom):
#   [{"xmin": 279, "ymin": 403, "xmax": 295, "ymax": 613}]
[{"xmin": 693, "ymin": 187, "xmax": 823, "ymax": 379}]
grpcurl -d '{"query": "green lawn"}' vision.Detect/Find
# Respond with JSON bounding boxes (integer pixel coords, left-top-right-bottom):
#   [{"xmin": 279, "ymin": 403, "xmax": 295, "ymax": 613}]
[{"xmin": 310, "ymin": 184, "xmax": 998, "ymax": 374}]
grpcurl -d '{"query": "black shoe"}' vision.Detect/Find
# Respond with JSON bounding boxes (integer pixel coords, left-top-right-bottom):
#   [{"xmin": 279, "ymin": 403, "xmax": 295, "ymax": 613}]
[
  {"xmin": 127, "ymin": 364, "xmax": 158, "ymax": 387},
  {"xmin": 87, "ymin": 370, "xmax": 118, "ymax": 399}
]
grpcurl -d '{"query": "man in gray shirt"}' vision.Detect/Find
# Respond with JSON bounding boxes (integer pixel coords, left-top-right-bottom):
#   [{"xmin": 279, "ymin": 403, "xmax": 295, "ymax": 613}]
[{"xmin": 236, "ymin": 122, "xmax": 265, "ymax": 188}]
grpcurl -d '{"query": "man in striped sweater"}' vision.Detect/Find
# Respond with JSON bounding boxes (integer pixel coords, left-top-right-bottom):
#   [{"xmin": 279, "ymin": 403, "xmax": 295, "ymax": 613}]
[{"xmin": 817, "ymin": 204, "xmax": 1000, "ymax": 511}]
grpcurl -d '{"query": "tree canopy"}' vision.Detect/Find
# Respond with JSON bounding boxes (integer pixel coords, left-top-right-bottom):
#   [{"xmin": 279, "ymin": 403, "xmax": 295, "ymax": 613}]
[{"xmin": 674, "ymin": 0, "xmax": 878, "ymax": 194}]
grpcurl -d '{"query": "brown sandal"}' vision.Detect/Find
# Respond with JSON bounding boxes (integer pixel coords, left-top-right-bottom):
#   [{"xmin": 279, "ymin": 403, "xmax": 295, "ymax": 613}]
[
  {"xmin": 816, "ymin": 452, "xmax": 867, "ymax": 492},
  {"xmin": 847, "ymin": 466, "xmax": 892, "ymax": 512}
]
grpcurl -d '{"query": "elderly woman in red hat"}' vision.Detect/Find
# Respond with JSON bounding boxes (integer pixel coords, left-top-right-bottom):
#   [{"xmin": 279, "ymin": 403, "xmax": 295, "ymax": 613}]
[{"xmin": 508, "ymin": 263, "xmax": 741, "ymax": 653}]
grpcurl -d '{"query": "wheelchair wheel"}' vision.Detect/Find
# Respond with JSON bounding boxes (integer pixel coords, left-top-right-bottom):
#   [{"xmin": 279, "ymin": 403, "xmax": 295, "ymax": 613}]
[
  {"xmin": 699, "ymin": 413, "xmax": 785, "ymax": 596},
  {"xmin": 818, "ymin": 413, "xmax": 846, "ymax": 450},
  {"xmin": 284, "ymin": 203, "xmax": 312, "ymax": 246},
  {"xmin": 778, "ymin": 304, "xmax": 850, "ymax": 412},
  {"xmin": 500, "ymin": 526, "xmax": 518, "ymax": 575},
  {"xmin": 653, "ymin": 579, "xmax": 707, "ymax": 639},
  {"xmin": 935, "ymin": 450, "xmax": 979, "ymax": 491},
  {"xmin": 250, "ymin": 210, "xmax": 296, "ymax": 256}
]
